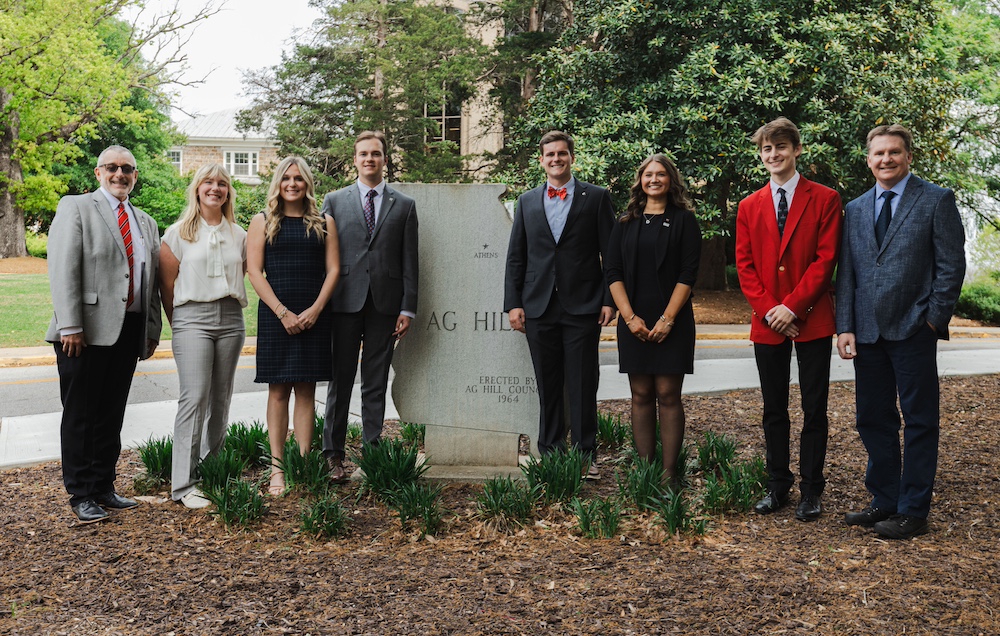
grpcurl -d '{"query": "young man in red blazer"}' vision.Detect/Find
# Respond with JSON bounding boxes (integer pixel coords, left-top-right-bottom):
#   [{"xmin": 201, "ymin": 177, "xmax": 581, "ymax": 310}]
[{"xmin": 736, "ymin": 117, "xmax": 843, "ymax": 521}]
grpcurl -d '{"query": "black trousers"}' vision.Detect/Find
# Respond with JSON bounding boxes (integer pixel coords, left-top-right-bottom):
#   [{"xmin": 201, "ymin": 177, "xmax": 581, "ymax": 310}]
[
  {"xmin": 55, "ymin": 313, "xmax": 143, "ymax": 506},
  {"xmin": 524, "ymin": 291, "xmax": 601, "ymax": 459},
  {"xmin": 753, "ymin": 336, "xmax": 832, "ymax": 497},
  {"xmin": 323, "ymin": 293, "xmax": 397, "ymax": 461}
]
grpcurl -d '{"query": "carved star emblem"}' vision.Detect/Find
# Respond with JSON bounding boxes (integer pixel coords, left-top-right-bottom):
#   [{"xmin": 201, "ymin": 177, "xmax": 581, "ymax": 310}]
[{"xmin": 482, "ymin": 244, "xmax": 489, "ymax": 250}]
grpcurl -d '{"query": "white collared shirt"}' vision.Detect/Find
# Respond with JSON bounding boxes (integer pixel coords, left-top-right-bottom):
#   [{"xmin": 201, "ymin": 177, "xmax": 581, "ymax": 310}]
[{"xmin": 769, "ymin": 171, "xmax": 801, "ymax": 222}]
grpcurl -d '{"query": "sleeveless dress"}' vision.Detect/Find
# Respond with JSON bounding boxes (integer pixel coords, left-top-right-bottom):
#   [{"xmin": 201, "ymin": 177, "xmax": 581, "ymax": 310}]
[
  {"xmin": 616, "ymin": 215, "xmax": 697, "ymax": 375},
  {"xmin": 254, "ymin": 216, "xmax": 332, "ymax": 383}
]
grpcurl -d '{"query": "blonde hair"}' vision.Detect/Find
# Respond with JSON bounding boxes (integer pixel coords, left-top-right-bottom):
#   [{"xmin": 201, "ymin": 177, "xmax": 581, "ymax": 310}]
[
  {"xmin": 177, "ymin": 164, "xmax": 236, "ymax": 242},
  {"xmin": 264, "ymin": 156, "xmax": 325, "ymax": 244}
]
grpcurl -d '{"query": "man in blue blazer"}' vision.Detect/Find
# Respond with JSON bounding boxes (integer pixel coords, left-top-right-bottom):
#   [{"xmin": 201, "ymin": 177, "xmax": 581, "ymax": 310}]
[
  {"xmin": 504, "ymin": 130, "xmax": 615, "ymax": 473},
  {"xmin": 836, "ymin": 124, "xmax": 966, "ymax": 539},
  {"xmin": 46, "ymin": 145, "xmax": 162, "ymax": 524},
  {"xmin": 321, "ymin": 131, "xmax": 418, "ymax": 482}
]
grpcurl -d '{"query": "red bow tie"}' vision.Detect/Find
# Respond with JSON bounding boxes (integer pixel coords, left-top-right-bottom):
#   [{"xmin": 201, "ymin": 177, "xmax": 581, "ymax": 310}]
[{"xmin": 547, "ymin": 186, "xmax": 567, "ymax": 200}]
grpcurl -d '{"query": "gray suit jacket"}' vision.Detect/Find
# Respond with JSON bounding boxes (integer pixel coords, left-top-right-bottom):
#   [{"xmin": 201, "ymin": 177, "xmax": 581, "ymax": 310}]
[
  {"xmin": 835, "ymin": 175, "xmax": 965, "ymax": 343},
  {"xmin": 322, "ymin": 183, "xmax": 418, "ymax": 316},
  {"xmin": 45, "ymin": 191, "xmax": 162, "ymax": 359}
]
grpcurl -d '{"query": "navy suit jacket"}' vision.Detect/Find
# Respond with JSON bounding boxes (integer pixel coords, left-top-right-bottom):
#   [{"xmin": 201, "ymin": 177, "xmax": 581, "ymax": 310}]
[
  {"xmin": 322, "ymin": 183, "xmax": 418, "ymax": 316},
  {"xmin": 835, "ymin": 175, "xmax": 965, "ymax": 343},
  {"xmin": 504, "ymin": 178, "xmax": 615, "ymax": 318}
]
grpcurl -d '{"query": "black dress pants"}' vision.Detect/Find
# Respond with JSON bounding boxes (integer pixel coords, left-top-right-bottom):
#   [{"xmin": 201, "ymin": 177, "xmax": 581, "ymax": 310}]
[
  {"xmin": 753, "ymin": 336, "xmax": 832, "ymax": 497},
  {"xmin": 55, "ymin": 313, "xmax": 143, "ymax": 506}
]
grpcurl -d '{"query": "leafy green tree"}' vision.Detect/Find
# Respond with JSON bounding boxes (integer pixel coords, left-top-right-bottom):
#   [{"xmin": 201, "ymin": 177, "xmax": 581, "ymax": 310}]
[
  {"xmin": 239, "ymin": 0, "xmax": 486, "ymax": 183},
  {"xmin": 0, "ymin": 0, "xmax": 213, "ymax": 258},
  {"xmin": 510, "ymin": 0, "xmax": 964, "ymax": 288}
]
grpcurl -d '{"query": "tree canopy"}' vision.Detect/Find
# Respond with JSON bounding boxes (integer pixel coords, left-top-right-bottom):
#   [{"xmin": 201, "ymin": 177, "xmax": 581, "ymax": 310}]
[{"xmin": 239, "ymin": 0, "xmax": 486, "ymax": 186}]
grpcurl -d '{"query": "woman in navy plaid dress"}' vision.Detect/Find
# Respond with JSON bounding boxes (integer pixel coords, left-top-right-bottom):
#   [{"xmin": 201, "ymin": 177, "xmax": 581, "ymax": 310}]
[{"xmin": 248, "ymin": 157, "xmax": 340, "ymax": 496}]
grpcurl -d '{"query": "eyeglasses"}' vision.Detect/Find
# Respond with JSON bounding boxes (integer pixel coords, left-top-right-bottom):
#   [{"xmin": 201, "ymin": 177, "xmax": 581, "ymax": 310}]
[{"xmin": 100, "ymin": 164, "xmax": 137, "ymax": 175}]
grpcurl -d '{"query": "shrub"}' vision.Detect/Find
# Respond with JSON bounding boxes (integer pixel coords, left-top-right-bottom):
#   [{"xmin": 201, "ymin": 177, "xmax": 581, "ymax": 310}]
[
  {"xmin": 312, "ymin": 412, "xmax": 326, "ymax": 452},
  {"xmin": 204, "ymin": 478, "xmax": 266, "ymax": 529},
  {"xmin": 134, "ymin": 435, "xmax": 172, "ymax": 493},
  {"xmin": 696, "ymin": 431, "xmax": 737, "ymax": 475},
  {"xmin": 651, "ymin": 489, "xmax": 706, "ymax": 536},
  {"xmin": 300, "ymin": 495, "xmax": 350, "ymax": 539},
  {"xmin": 617, "ymin": 457, "xmax": 666, "ymax": 511},
  {"xmin": 956, "ymin": 281, "xmax": 1000, "ymax": 325},
  {"xmin": 476, "ymin": 476, "xmax": 540, "ymax": 532},
  {"xmin": 277, "ymin": 438, "xmax": 331, "ymax": 495},
  {"xmin": 522, "ymin": 448, "xmax": 586, "ymax": 504},
  {"xmin": 346, "ymin": 423, "xmax": 363, "ymax": 443},
  {"xmin": 25, "ymin": 231, "xmax": 47, "ymax": 258},
  {"xmin": 597, "ymin": 411, "xmax": 630, "ymax": 449},
  {"xmin": 353, "ymin": 439, "xmax": 428, "ymax": 503},
  {"xmin": 225, "ymin": 420, "xmax": 269, "ymax": 468},
  {"xmin": 389, "ymin": 482, "xmax": 443, "ymax": 537},
  {"xmin": 197, "ymin": 448, "xmax": 249, "ymax": 496},
  {"xmin": 572, "ymin": 497, "xmax": 622, "ymax": 539},
  {"xmin": 400, "ymin": 422, "xmax": 426, "ymax": 447}
]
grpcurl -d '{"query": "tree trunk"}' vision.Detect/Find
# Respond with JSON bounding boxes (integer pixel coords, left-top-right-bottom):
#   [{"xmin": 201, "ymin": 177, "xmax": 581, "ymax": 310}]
[
  {"xmin": 0, "ymin": 89, "xmax": 27, "ymax": 259},
  {"xmin": 697, "ymin": 236, "xmax": 727, "ymax": 290}
]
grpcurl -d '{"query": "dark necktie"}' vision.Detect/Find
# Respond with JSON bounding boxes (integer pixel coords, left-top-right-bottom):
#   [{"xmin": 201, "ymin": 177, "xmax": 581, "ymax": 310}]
[
  {"xmin": 117, "ymin": 202, "xmax": 134, "ymax": 308},
  {"xmin": 547, "ymin": 186, "xmax": 567, "ymax": 200},
  {"xmin": 776, "ymin": 187, "xmax": 788, "ymax": 237},
  {"xmin": 875, "ymin": 191, "xmax": 895, "ymax": 248},
  {"xmin": 363, "ymin": 189, "xmax": 377, "ymax": 236}
]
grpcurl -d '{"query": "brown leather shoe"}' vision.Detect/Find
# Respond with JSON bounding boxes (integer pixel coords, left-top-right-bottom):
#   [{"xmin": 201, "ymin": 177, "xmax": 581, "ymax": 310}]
[{"xmin": 326, "ymin": 457, "xmax": 348, "ymax": 483}]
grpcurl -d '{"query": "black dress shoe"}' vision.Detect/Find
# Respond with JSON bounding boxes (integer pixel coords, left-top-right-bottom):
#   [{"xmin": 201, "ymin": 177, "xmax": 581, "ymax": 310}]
[
  {"xmin": 874, "ymin": 514, "xmax": 929, "ymax": 540},
  {"xmin": 753, "ymin": 491, "xmax": 787, "ymax": 515},
  {"xmin": 71, "ymin": 499, "xmax": 109, "ymax": 524},
  {"xmin": 845, "ymin": 505, "xmax": 894, "ymax": 527},
  {"xmin": 94, "ymin": 492, "xmax": 139, "ymax": 509},
  {"xmin": 795, "ymin": 494, "xmax": 822, "ymax": 521}
]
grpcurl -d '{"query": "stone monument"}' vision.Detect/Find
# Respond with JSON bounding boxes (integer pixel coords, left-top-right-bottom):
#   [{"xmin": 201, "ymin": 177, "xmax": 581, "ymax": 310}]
[{"xmin": 390, "ymin": 184, "xmax": 538, "ymax": 476}]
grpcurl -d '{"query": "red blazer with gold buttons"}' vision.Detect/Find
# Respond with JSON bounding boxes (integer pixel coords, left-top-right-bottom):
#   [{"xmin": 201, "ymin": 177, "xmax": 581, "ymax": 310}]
[{"xmin": 735, "ymin": 176, "xmax": 843, "ymax": 345}]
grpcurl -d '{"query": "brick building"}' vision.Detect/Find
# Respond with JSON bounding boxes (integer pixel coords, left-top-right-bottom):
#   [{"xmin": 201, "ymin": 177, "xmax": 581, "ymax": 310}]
[{"xmin": 169, "ymin": 109, "xmax": 279, "ymax": 185}]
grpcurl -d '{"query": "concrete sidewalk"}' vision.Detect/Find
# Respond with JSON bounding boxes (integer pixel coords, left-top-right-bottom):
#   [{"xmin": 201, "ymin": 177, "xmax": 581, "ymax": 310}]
[{"xmin": 3, "ymin": 334, "xmax": 1000, "ymax": 469}]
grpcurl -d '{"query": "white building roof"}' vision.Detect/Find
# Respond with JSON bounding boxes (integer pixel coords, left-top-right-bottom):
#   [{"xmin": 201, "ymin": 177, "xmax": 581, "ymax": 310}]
[{"xmin": 175, "ymin": 109, "xmax": 275, "ymax": 142}]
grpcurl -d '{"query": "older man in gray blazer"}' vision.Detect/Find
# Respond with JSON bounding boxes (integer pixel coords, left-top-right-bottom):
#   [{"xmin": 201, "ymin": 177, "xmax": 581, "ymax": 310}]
[
  {"xmin": 46, "ymin": 145, "xmax": 162, "ymax": 524},
  {"xmin": 322, "ymin": 131, "xmax": 418, "ymax": 482},
  {"xmin": 836, "ymin": 124, "xmax": 966, "ymax": 540}
]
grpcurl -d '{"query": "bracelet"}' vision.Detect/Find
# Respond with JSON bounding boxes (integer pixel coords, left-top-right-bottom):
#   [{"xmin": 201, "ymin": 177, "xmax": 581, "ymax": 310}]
[
  {"xmin": 659, "ymin": 315, "xmax": 674, "ymax": 327},
  {"xmin": 275, "ymin": 304, "xmax": 288, "ymax": 320},
  {"xmin": 626, "ymin": 313, "xmax": 637, "ymax": 324}
]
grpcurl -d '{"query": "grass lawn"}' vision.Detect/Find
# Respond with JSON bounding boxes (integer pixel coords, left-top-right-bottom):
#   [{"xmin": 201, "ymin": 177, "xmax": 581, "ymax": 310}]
[{"xmin": 0, "ymin": 274, "xmax": 260, "ymax": 348}]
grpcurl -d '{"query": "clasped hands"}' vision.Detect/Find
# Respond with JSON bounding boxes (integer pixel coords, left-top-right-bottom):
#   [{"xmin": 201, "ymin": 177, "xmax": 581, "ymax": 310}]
[
  {"xmin": 765, "ymin": 304, "xmax": 799, "ymax": 339},
  {"xmin": 627, "ymin": 314, "xmax": 673, "ymax": 343}
]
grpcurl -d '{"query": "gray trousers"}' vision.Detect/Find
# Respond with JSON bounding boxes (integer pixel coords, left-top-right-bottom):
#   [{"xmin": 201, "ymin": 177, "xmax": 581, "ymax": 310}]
[{"xmin": 170, "ymin": 298, "xmax": 245, "ymax": 500}]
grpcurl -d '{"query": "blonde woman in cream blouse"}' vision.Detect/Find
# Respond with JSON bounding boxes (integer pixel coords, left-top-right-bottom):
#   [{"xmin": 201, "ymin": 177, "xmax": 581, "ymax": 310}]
[{"xmin": 160, "ymin": 164, "xmax": 247, "ymax": 509}]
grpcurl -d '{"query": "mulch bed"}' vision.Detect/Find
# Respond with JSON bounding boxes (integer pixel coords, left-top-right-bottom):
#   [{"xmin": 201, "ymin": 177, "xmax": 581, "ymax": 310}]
[{"xmin": 2, "ymin": 374, "xmax": 998, "ymax": 634}]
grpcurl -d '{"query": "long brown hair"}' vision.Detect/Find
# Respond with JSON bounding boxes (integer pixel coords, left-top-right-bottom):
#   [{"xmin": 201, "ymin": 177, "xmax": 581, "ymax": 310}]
[
  {"xmin": 620, "ymin": 154, "xmax": 694, "ymax": 223},
  {"xmin": 264, "ymin": 156, "xmax": 325, "ymax": 244}
]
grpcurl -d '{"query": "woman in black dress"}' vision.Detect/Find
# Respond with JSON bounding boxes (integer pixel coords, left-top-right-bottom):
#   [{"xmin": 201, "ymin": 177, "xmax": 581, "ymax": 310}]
[
  {"xmin": 247, "ymin": 157, "xmax": 340, "ymax": 496},
  {"xmin": 605, "ymin": 154, "xmax": 701, "ymax": 487}
]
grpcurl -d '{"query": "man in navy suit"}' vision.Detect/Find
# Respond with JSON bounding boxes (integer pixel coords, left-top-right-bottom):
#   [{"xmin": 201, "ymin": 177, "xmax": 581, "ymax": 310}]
[
  {"xmin": 836, "ymin": 124, "xmax": 966, "ymax": 539},
  {"xmin": 504, "ymin": 130, "xmax": 615, "ymax": 474},
  {"xmin": 321, "ymin": 131, "xmax": 418, "ymax": 482}
]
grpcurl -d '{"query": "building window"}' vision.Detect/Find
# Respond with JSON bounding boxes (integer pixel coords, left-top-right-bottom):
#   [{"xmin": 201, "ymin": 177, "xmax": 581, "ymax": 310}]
[
  {"xmin": 425, "ymin": 101, "xmax": 462, "ymax": 152},
  {"xmin": 167, "ymin": 150, "xmax": 182, "ymax": 172},
  {"xmin": 224, "ymin": 151, "xmax": 259, "ymax": 177}
]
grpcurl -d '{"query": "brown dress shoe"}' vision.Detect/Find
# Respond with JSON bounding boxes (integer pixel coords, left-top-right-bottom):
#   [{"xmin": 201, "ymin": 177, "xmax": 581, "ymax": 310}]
[{"xmin": 327, "ymin": 457, "xmax": 348, "ymax": 483}]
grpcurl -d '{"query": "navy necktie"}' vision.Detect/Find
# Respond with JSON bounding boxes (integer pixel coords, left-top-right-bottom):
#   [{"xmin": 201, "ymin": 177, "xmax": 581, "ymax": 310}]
[
  {"xmin": 776, "ymin": 187, "xmax": 788, "ymax": 237},
  {"xmin": 875, "ymin": 191, "xmax": 895, "ymax": 247}
]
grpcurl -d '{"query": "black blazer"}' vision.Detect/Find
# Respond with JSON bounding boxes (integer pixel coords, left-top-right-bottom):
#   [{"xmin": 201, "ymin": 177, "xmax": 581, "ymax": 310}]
[
  {"xmin": 604, "ymin": 205, "xmax": 701, "ymax": 306},
  {"xmin": 504, "ymin": 178, "xmax": 615, "ymax": 318}
]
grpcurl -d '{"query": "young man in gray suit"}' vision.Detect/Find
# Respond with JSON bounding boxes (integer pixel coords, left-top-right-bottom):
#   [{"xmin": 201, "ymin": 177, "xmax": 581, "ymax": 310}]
[
  {"xmin": 46, "ymin": 145, "xmax": 162, "ymax": 524},
  {"xmin": 836, "ymin": 124, "xmax": 966, "ymax": 539},
  {"xmin": 322, "ymin": 131, "xmax": 418, "ymax": 482},
  {"xmin": 504, "ymin": 130, "xmax": 615, "ymax": 475}
]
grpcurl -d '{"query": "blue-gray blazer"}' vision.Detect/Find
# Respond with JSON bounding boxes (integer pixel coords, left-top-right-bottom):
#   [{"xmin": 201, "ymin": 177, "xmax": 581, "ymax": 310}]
[{"xmin": 835, "ymin": 175, "xmax": 966, "ymax": 343}]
